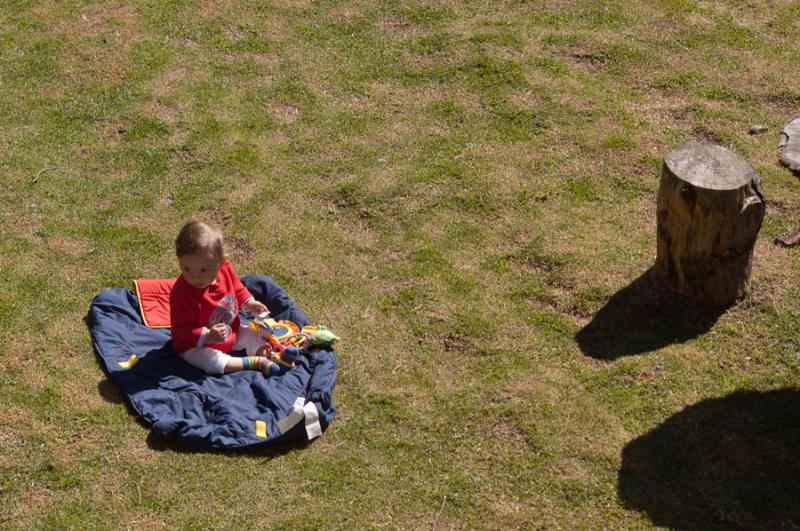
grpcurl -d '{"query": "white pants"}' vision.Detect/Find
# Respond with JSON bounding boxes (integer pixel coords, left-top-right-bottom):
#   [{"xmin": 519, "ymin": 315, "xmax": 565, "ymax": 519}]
[{"xmin": 180, "ymin": 325, "xmax": 266, "ymax": 375}]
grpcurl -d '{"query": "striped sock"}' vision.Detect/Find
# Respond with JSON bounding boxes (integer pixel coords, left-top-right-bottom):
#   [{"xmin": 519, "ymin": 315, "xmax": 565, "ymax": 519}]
[{"xmin": 242, "ymin": 356, "xmax": 282, "ymax": 376}]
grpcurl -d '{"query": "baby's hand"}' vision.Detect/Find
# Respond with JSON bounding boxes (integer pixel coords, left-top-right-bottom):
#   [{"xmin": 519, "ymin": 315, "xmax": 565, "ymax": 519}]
[
  {"xmin": 206, "ymin": 323, "xmax": 230, "ymax": 344},
  {"xmin": 244, "ymin": 299, "xmax": 268, "ymax": 315}
]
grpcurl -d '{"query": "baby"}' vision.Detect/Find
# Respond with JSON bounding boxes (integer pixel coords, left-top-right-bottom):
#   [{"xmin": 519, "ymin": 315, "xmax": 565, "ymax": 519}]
[{"xmin": 169, "ymin": 220, "xmax": 295, "ymax": 376}]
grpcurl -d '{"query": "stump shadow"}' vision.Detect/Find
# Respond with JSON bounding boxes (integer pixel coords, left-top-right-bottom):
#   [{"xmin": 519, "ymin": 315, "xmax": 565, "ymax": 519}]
[
  {"xmin": 619, "ymin": 388, "xmax": 800, "ymax": 530},
  {"xmin": 575, "ymin": 268, "xmax": 724, "ymax": 360}
]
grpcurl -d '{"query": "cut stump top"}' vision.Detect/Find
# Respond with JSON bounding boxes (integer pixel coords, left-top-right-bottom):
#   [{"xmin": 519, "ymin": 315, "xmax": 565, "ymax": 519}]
[{"xmin": 664, "ymin": 141, "xmax": 756, "ymax": 191}]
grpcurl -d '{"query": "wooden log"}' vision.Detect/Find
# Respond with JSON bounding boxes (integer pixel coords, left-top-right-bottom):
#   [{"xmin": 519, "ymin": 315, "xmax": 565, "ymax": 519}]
[
  {"xmin": 655, "ymin": 141, "xmax": 765, "ymax": 307},
  {"xmin": 775, "ymin": 229, "xmax": 800, "ymax": 247},
  {"xmin": 778, "ymin": 116, "xmax": 800, "ymax": 176}
]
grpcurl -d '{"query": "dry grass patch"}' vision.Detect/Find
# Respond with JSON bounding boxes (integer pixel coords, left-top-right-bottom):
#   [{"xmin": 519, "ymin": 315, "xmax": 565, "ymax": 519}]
[
  {"xmin": 197, "ymin": 0, "xmax": 231, "ymax": 18},
  {"xmin": 147, "ymin": 66, "xmax": 200, "ymax": 99},
  {"xmin": 765, "ymin": 196, "xmax": 800, "ymax": 216},
  {"xmin": 747, "ymin": 239, "xmax": 796, "ymax": 303},
  {"xmin": 8, "ymin": 485, "xmax": 54, "ymax": 522},
  {"xmin": 760, "ymin": 92, "xmax": 800, "ymax": 116},
  {"xmin": 641, "ymin": 86, "xmax": 703, "ymax": 115},
  {"xmin": 635, "ymin": 132, "xmax": 669, "ymax": 165},
  {"xmin": 118, "ymin": 437, "xmax": 160, "ymax": 465},
  {"xmin": 266, "ymin": 102, "xmax": 300, "ymax": 124},
  {"xmin": 326, "ymin": 2, "xmax": 372, "ymax": 22},
  {"xmin": 138, "ymin": 100, "xmax": 183, "ymax": 126},
  {"xmin": 0, "ymin": 405, "xmax": 31, "ymax": 427},
  {"xmin": 1, "ymin": 335, "xmax": 46, "ymax": 368},
  {"xmin": 47, "ymin": 235, "xmax": 93, "ymax": 257},
  {"xmin": 51, "ymin": 2, "xmax": 138, "ymax": 41},
  {"xmin": 61, "ymin": 374, "xmax": 114, "ymax": 413},
  {"xmin": 49, "ymin": 2, "xmax": 139, "ymax": 88},
  {"xmin": 269, "ymin": 0, "xmax": 314, "ymax": 9},
  {"xmin": 47, "ymin": 427, "xmax": 109, "ymax": 468},
  {"xmin": 551, "ymin": 457, "xmax": 591, "ymax": 481},
  {"xmin": 114, "ymin": 513, "xmax": 172, "ymax": 530},
  {"xmin": 118, "ymin": 211, "xmax": 175, "ymax": 239},
  {"xmin": 327, "ymin": 212, "xmax": 381, "ymax": 250},
  {"xmin": 518, "ymin": 366, "xmax": 632, "ymax": 444}
]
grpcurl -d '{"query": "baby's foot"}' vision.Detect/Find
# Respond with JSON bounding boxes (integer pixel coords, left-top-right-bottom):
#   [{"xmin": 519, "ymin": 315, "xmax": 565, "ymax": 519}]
[
  {"xmin": 264, "ymin": 360, "xmax": 286, "ymax": 377},
  {"xmin": 270, "ymin": 346, "xmax": 299, "ymax": 368}
]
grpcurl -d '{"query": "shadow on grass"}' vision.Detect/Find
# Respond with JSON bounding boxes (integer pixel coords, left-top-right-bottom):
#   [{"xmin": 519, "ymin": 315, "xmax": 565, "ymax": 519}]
[
  {"xmin": 98, "ymin": 377, "xmax": 126, "ymax": 404},
  {"xmin": 145, "ymin": 430, "xmax": 313, "ymax": 458},
  {"xmin": 575, "ymin": 268, "xmax": 724, "ymax": 360},
  {"xmin": 619, "ymin": 388, "xmax": 800, "ymax": 530}
]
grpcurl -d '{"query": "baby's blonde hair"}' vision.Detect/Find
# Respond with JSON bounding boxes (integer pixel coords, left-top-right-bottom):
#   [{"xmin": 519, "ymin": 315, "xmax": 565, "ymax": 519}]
[{"xmin": 175, "ymin": 220, "xmax": 225, "ymax": 260}]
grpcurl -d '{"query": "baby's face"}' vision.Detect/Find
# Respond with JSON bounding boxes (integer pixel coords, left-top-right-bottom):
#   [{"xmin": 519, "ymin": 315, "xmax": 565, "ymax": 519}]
[{"xmin": 178, "ymin": 253, "xmax": 223, "ymax": 289}]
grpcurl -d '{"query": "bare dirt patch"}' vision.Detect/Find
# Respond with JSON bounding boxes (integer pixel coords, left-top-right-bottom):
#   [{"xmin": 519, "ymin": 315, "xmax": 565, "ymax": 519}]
[
  {"xmin": 507, "ymin": 251, "xmax": 563, "ymax": 275},
  {"xmin": 570, "ymin": 51, "xmax": 605, "ymax": 68},
  {"xmin": 199, "ymin": 207, "xmax": 233, "ymax": 228},
  {"xmin": 691, "ymin": 124, "xmax": 724, "ymax": 144},
  {"xmin": 441, "ymin": 334, "xmax": 475, "ymax": 354},
  {"xmin": 761, "ymin": 92, "xmax": 800, "ymax": 115},
  {"xmin": 488, "ymin": 418, "xmax": 527, "ymax": 443},
  {"xmin": 226, "ymin": 236, "xmax": 256, "ymax": 264},
  {"xmin": 766, "ymin": 198, "xmax": 800, "ymax": 216}
]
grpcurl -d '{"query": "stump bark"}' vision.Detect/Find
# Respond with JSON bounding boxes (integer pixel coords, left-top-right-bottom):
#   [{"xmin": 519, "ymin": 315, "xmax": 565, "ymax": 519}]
[{"xmin": 655, "ymin": 141, "xmax": 765, "ymax": 307}]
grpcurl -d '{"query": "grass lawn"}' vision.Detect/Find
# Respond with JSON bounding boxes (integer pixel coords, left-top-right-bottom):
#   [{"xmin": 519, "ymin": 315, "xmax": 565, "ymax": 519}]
[{"xmin": 2, "ymin": 0, "xmax": 800, "ymax": 528}]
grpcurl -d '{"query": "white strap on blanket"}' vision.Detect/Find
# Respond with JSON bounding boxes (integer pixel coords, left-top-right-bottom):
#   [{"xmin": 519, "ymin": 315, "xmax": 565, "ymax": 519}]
[
  {"xmin": 303, "ymin": 400, "xmax": 322, "ymax": 439},
  {"xmin": 277, "ymin": 396, "xmax": 323, "ymax": 440},
  {"xmin": 277, "ymin": 397, "xmax": 305, "ymax": 434}
]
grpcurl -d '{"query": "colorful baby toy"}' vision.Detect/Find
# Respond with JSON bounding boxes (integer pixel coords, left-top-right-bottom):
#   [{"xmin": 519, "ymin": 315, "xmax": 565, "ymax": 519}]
[{"xmin": 249, "ymin": 312, "xmax": 339, "ymax": 371}]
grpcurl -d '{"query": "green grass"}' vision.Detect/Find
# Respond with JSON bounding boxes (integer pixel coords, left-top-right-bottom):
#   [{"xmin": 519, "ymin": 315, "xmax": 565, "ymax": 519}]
[{"xmin": 2, "ymin": 0, "xmax": 800, "ymax": 528}]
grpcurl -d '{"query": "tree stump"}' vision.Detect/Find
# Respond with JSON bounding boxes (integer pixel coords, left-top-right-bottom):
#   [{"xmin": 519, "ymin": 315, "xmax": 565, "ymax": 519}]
[
  {"xmin": 654, "ymin": 141, "xmax": 765, "ymax": 307},
  {"xmin": 778, "ymin": 116, "xmax": 800, "ymax": 176}
]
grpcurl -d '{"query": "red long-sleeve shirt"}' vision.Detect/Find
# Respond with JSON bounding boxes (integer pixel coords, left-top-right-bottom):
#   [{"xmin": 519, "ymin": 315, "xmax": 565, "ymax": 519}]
[{"xmin": 169, "ymin": 259, "xmax": 253, "ymax": 354}]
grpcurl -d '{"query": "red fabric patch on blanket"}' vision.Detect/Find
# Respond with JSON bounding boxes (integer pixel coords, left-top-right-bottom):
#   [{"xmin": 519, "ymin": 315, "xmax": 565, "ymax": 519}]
[{"xmin": 134, "ymin": 279, "xmax": 176, "ymax": 328}]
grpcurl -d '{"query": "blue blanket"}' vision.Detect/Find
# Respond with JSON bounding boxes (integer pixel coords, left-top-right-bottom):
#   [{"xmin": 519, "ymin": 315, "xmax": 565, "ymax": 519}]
[{"xmin": 89, "ymin": 276, "xmax": 337, "ymax": 448}]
